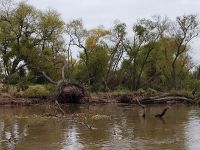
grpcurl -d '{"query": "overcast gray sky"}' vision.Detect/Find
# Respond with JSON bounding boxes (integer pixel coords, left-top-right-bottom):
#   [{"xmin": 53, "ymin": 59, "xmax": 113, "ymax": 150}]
[{"xmin": 23, "ymin": 0, "xmax": 200, "ymax": 64}]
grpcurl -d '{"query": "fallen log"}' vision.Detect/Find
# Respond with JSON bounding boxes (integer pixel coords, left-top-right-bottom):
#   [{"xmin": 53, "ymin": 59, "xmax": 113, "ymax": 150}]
[
  {"xmin": 117, "ymin": 92, "xmax": 197, "ymax": 105},
  {"xmin": 139, "ymin": 96, "xmax": 195, "ymax": 104}
]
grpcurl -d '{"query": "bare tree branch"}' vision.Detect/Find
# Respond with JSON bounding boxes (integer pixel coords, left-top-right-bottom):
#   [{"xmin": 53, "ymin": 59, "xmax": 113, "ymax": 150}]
[{"xmin": 41, "ymin": 71, "xmax": 58, "ymax": 84}]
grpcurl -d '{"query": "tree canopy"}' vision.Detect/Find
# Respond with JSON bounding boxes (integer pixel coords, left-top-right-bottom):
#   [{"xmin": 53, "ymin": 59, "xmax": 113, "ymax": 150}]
[{"xmin": 0, "ymin": 0, "xmax": 199, "ymax": 92}]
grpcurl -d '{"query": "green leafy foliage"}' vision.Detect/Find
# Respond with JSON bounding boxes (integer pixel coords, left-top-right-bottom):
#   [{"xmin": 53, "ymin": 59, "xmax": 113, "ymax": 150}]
[
  {"xmin": 23, "ymin": 85, "xmax": 50, "ymax": 98},
  {"xmin": 0, "ymin": 0, "xmax": 199, "ymax": 93}
]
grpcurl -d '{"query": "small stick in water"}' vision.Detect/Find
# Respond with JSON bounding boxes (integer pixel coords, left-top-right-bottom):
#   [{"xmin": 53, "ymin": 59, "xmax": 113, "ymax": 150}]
[
  {"xmin": 136, "ymin": 98, "xmax": 146, "ymax": 118},
  {"xmin": 55, "ymin": 100, "xmax": 66, "ymax": 116},
  {"xmin": 142, "ymin": 109, "xmax": 146, "ymax": 118},
  {"xmin": 155, "ymin": 106, "xmax": 169, "ymax": 118}
]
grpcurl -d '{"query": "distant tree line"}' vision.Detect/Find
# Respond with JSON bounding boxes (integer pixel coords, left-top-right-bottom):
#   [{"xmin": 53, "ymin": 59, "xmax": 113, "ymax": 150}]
[{"xmin": 0, "ymin": 0, "xmax": 200, "ymax": 91}]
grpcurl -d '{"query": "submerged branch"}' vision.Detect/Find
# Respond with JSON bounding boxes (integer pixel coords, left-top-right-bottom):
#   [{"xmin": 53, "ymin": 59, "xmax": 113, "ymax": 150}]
[
  {"xmin": 136, "ymin": 98, "xmax": 146, "ymax": 118},
  {"xmin": 55, "ymin": 100, "xmax": 66, "ymax": 116},
  {"xmin": 136, "ymin": 98, "xmax": 145, "ymax": 108},
  {"xmin": 155, "ymin": 107, "xmax": 169, "ymax": 118}
]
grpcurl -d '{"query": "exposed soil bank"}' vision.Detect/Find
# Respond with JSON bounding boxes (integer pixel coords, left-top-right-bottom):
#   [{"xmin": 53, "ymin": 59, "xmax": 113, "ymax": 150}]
[
  {"xmin": 1, "ymin": 91, "xmax": 200, "ymax": 106},
  {"xmin": 0, "ymin": 93, "xmax": 46, "ymax": 106}
]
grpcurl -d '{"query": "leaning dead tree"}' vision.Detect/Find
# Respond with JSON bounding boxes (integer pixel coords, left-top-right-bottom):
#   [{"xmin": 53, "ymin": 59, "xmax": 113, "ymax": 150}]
[
  {"xmin": 41, "ymin": 48, "xmax": 89, "ymax": 104},
  {"xmin": 40, "ymin": 38, "xmax": 89, "ymax": 104}
]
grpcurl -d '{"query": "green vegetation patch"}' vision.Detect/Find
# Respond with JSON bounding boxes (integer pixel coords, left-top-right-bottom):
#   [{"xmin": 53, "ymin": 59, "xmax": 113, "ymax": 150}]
[{"xmin": 23, "ymin": 85, "xmax": 50, "ymax": 98}]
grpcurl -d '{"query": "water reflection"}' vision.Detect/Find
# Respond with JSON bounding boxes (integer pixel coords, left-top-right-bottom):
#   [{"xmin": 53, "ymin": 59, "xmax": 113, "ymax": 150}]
[
  {"xmin": 0, "ymin": 119, "xmax": 26, "ymax": 150},
  {"xmin": 62, "ymin": 126, "xmax": 84, "ymax": 150},
  {"xmin": 185, "ymin": 110, "xmax": 200, "ymax": 150},
  {"xmin": 0, "ymin": 104, "xmax": 199, "ymax": 149}
]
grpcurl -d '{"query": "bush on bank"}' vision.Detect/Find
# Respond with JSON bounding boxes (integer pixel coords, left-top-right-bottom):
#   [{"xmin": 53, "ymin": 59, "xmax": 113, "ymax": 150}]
[{"xmin": 22, "ymin": 85, "xmax": 51, "ymax": 98}]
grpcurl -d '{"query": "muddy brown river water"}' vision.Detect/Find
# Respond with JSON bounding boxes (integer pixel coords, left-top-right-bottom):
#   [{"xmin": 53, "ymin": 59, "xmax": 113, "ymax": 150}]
[{"xmin": 0, "ymin": 104, "xmax": 199, "ymax": 150}]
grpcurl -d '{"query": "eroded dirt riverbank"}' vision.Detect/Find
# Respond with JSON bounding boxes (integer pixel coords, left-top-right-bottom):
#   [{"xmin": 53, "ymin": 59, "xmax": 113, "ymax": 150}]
[{"xmin": 1, "ymin": 91, "xmax": 200, "ymax": 106}]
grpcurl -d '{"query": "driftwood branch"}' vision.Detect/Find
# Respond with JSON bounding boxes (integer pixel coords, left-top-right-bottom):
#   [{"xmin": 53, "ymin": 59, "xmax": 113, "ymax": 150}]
[
  {"xmin": 55, "ymin": 100, "xmax": 66, "ymax": 116},
  {"xmin": 155, "ymin": 107, "xmax": 169, "ymax": 118},
  {"xmin": 136, "ymin": 98, "xmax": 145, "ymax": 108},
  {"xmin": 136, "ymin": 98, "xmax": 146, "ymax": 118},
  {"xmin": 82, "ymin": 120, "xmax": 94, "ymax": 130}
]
